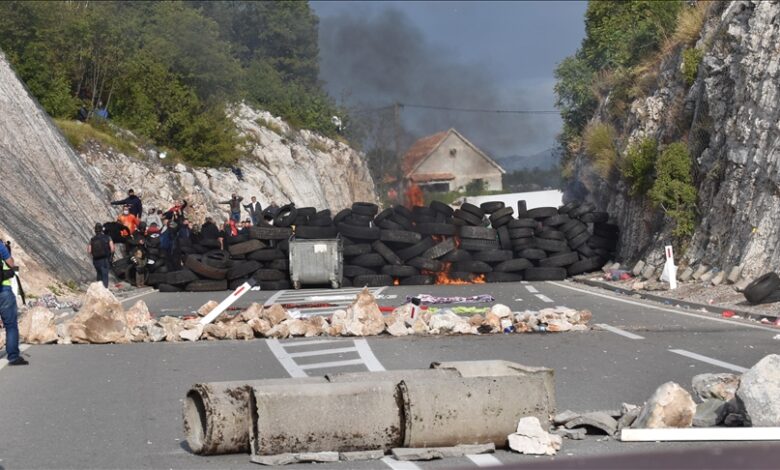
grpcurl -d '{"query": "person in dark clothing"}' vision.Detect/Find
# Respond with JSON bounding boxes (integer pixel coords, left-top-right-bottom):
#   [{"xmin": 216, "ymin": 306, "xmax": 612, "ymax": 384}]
[
  {"xmin": 263, "ymin": 201, "xmax": 280, "ymax": 222},
  {"xmin": 243, "ymin": 196, "xmax": 262, "ymax": 225},
  {"xmin": 87, "ymin": 223, "xmax": 115, "ymax": 288},
  {"xmin": 200, "ymin": 217, "xmax": 220, "ymax": 240},
  {"xmin": 76, "ymin": 105, "xmax": 89, "ymax": 122},
  {"xmin": 111, "ymin": 189, "xmax": 143, "ymax": 218},
  {"xmin": 239, "ymin": 219, "xmax": 251, "ymax": 235},
  {"xmin": 163, "ymin": 200, "xmax": 187, "ymax": 223},
  {"xmin": 221, "ymin": 194, "xmax": 243, "ymax": 222}
]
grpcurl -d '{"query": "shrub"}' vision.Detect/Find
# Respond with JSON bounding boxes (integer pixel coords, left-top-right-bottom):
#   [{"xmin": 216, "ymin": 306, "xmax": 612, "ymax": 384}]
[
  {"xmin": 583, "ymin": 122, "xmax": 618, "ymax": 179},
  {"xmin": 622, "ymin": 138, "xmax": 658, "ymax": 195},
  {"xmin": 671, "ymin": 1, "xmax": 710, "ymax": 46},
  {"xmin": 682, "ymin": 47, "xmax": 703, "ymax": 86},
  {"xmin": 54, "ymin": 118, "xmax": 140, "ymax": 157},
  {"xmin": 649, "ymin": 142, "xmax": 697, "ymax": 238}
]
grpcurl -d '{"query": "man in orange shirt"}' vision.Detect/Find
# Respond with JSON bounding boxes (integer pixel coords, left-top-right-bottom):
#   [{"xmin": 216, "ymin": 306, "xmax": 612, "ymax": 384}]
[{"xmin": 117, "ymin": 205, "xmax": 139, "ymax": 238}]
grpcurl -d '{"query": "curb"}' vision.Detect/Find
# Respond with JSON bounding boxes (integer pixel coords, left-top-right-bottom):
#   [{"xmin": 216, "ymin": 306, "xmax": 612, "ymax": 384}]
[{"xmin": 572, "ymin": 277, "xmax": 780, "ymax": 321}]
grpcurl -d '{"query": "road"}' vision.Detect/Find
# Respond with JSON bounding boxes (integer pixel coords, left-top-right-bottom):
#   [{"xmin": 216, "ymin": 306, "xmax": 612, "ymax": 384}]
[{"xmin": 0, "ymin": 279, "xmax": 776, "ymax": 469}]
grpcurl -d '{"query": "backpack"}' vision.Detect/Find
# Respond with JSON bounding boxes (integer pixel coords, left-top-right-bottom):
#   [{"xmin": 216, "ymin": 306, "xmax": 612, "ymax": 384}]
[{"xmin": 90, "ymin": 234, "xmax": 111, "ymax": 259}]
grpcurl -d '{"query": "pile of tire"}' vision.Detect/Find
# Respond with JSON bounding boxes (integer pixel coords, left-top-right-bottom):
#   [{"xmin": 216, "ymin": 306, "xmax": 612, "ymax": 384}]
[
  {"xmin": 110, "ymin": 199, "xmax": 618, "ymax": 291},
  {"xmin": 743, "ymin": 273, "xmax": 780, "ymax": 305}
]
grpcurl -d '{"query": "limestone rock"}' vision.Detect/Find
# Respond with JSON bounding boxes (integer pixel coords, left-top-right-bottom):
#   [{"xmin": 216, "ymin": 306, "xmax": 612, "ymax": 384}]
[
  {"xmin": 240, "ymin": 302, "xmax": 264, "ymax": 322},
  {"xmin": 266, "ymin": 323, "xmax": 290, "ymax": 339},
  {"xmin": 386, "ymin": 321, "xmax": 409, "ymax": 336},
  {"xmin": 632, "ymin": 260, "xmax": 645, "ymax": 276},
  {"xmin": 484, "ymin": 312, "xmax": 501, "ymax": 333},
  {"xmin": 286, "ymin": 319, "xmax": 308, "ymax": 337},
  {"xmin": 507, "ymin": 417, "xmax": 562, "ymax": 455},
  {"xmin": 693, "ymin": 399, "xmax": 727, "ymax": 427},
  {"xmin": 428, "ymin": 312, "xmax": 468, "ymax": 335},
  {"xmin": 69, "ymin": 283, "xmax": 129, "ymax": 344},
  {"xmin": 468, "ymin": 314, "xmax": 484, "ymax": 326},
  {"xmin": 737, "ymin": 354, "xmax": 780, "ymax": 426},
  {"xmin": 633, "ymin": 382, "xmax": 696, "ymax": 428},
  {"xmin": 18, "ymin": 306, "xmax": 58, "ymax": 344},
  {"xmin": 202, "ymin": 323, "xmax": 228, "ymax": 340},
  {"xmin": 347, "ymin": 288, "xmax": 385, "ymax": 336},
  {"xmin": 565, "ymin": 412, "xmax": 618, "ymax": 436},
  {"xmin": 248, "ymin": 317, "xmax": 272, "ymax": 336},
  {"xmin": 305, "ymin": 316, "xmax": 328, "ymax": 337},
  {"xmin": 262, "ymin": 304, "xmax": 289, "ymax": 326},
  {"xmin": 125, "ymin": 300, "xmax": 154, "ymax": 333},
  {"xmin": 234, "ymin": 322, "xmax": 255, "ymax": 340},
  {"xmin": 692, "ymin": 373, "xmax": 740, "ymax": 402},
  {"xmin": 196, "ymin": 300, "xmax": 219, "ymax": 317},
  {"xmin": 157, "ymin": 316, "xmax": 183, "ymax": 342},
  {"xmin": 146, "ymin": 324, "xmax": 167, "ymax": 342},
  {"xmin": 179, "ymin": 324, "xmax": 204, "ymax": 342},
  {"xmin": 553, "ymin": 410, "xmax": 579, "ymax": 425},
  {"xmin": 411, "ymin": 318, "xmax": 429, "ymax": 335}
]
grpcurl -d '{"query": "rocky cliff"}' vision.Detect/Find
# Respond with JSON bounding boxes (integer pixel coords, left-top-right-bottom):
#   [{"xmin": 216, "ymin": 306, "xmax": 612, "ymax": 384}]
[{"xmin": 567, "ymin": 1, "xmax": 780, "ymax": 278}]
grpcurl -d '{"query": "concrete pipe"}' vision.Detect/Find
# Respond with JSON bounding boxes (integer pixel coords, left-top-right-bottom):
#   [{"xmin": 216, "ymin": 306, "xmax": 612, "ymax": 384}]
[
  {"xmin": 326, "ymin": 367, "xmax": 459, "ymax": 383},
  {"xmin": 399, "ymin": 375, "xmax": 555, "ymax": 448},
  {"xmin": 250, "ymin": 381, "xmax": 403, "ymax": 455},
  {"xmin": 183, "ymin": 378, "xmax": 325, "ymax": 455}
]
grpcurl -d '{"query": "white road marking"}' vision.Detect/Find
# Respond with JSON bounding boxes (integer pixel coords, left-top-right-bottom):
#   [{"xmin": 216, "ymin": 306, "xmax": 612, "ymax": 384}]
[
  {"xmin": 525, "ymin": 285, "xmax": 539, "ymax": 293},
  {"xmin": 381, "ymin": 456, "xmax": 422, "ymax": 470},
  {"xmin": 595, "ymin": 323, "xmax": 645, "ymax": 340},
  {"xmin": 669, "ymin": 349, "xmax": 748, "ymax": 373},
  {"xmin": 513, "ymin": 298, "xmax": 523, "ymax": 302},
  {"xmin": 119, "ymin": 289, "xmax": 155, "ymax": 304},
  {"xmin": 547, "ymin": 281, "xmax": 780, "ymax": 333},
  {"xmin": 0, "ymin": 344, "xmax": 31, "ymax": 372},
  {"xmin": 467, "ymin": 454, "xmax": 503, "ymax": 467},
  {"xmin": 535, "ymin": 294, "xmax": 554, "ymax": 303},
  {"xmin": 287, "ymin": 347, "xmax": 357, "ymax": 358},
  {"xmin": 282, "ymin": 339, "xmax": 351, "ymax": 347},
  {"xmin": 263, "ymin": 289, "xmax": 285, "ymax": 307},
  {"xmin": 265, "ymin": 339, "xmax": 308, "ymax": 377},
  {"xmin": 354, "ymin": 339, "xmax": 386, "ymax": 372},
  {"xmin": 298, "ymin": 359, "xmax": 365, "ymax": 370}
]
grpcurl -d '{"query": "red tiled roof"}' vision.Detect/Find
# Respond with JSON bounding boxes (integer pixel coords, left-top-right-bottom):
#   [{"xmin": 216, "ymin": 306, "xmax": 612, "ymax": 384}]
[
  {"xmin": 410, "ymin": 172, "xmax": 455, "ymax": 183},
  {"xmin": 401, "ymin": 130, "xmax": 449, "ymax": 176}
]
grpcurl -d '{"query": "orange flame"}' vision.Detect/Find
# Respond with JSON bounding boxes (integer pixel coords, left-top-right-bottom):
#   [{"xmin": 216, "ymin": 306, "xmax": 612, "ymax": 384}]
[
  {"xmin": 430, "ymin": 262, "xmax": 486, "ymax": 285},
  {"xmin": 393, "ymin": 278, "xmax": 400, "ymax": 286},
  {"xmin": 405, "ymin": 183, "xmax": 424, "ymax": 208}
]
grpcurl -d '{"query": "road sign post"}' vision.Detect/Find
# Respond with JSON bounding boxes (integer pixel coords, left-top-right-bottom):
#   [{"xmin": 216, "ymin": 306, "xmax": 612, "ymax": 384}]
[{"xmin": 660, "ymin": 245, "xmax": 678, "ymax": 290}]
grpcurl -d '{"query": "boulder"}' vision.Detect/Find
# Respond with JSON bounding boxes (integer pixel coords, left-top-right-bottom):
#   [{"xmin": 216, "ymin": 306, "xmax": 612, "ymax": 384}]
[
  {"xmin": 633, "ymin": 382, "xmax": 696, "ymax": 428},
  {"xmin": 248, "ymin": 317, "xmax": 272, "ymax": 336},
  {"xmin": 483, "ymin": 312, "xmax": 501, "ymax": 333},
  {"xmin": 234, "ymin": 322, "xmax": 255, "ymax": 340},
  {"xmin": 125, "ymin": 300, "xmax": 154, "ymax": 331},
  {"xmin": 157, "ymin": 316, "xmax": 183, "ymax": 342},
  {"xmin": 507, "ymin": 417, "xmax": 561, "ymax": 455},
  {"xmin": 693, "ymin": 399, "xmax": 728, "ymax": 427},
  {"xmin": 240, "ymin": 303, "xmax": 264, "ymax": 322},
  {"xmin": 196, "ymin": 300, "xmax": 219, "ymax": 317},
  {"xmin": 266, "ymin": 323, "xmax": 290, "ymax": 339},
  {"xmin": 546, "ymin": 318, "xmax": 573, "ymax": 332},
  {"xmin": 428, "ymin": 312, "xmax": 467, "ymax": 335},
  {"xmin": 18, "ymin": 306, "xmax": 58, "ymax": 344},
  {"xmin": 286, "ymin": 319, "xmax": 308, "ymax": 337},
  {"xmin": 411, "ymin": 318, "xmax": 429, "ymax": 335},
  {"xmin": 347, "ymin": 288, "xmax": 385, "ymax": 336},
  {"xmin": 305, "ymin": 316, "xmax": 328, "ymax": 337},
  {"xmin": 179, "ymin": 324, "xmax": 204, "ymax": 342},
  {"xmin": 202, "ymin": 323, "xmax": 228, "ymax": 340},
  {"xmin": 468, "ymin": 314, "xmax": 484, "ymax": 326},
  {"xmin": 692, "ymin": 373, "xmax": 740, "ymax": 402},
  {"xmin": 68, "ymin": 282, "xmax": 129, "ymax": 344},
  {"xmin": 736, "ymin": 354, "xmax": 780, "ymax": 426},
  {"xmin": 146, "ymin": 324, "xmax": 167, "ymax": 342},
  {"xmin": 387, "ymin": 320, "xmax": 410, "ymax": 337},
  {"xmin": 262, "ymin": 304, "xmax": 289, "ymax": 326}
]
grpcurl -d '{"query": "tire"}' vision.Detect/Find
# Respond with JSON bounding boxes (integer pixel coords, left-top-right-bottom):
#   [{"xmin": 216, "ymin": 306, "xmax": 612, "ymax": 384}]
[
  {"xmin": 393, "ymin": 205, "xmax": 413, "ymax": 219},
  {"xmin": 400, "ymin": 275, "xmax": 435, "ymax": 286},
  {"xmin": 374, "ymin": 208, "xmax": 394, "ymax": 225},
  {"xmin": 453, "ymin": 260, "xmax": 493, "ymax": 273},
  {"xmin": 757, "ymin": 288, "xmax": 780, "ymax": 305},
  {"xmin": 340, "ymin": 277, "xmax": 352, "ymax": 288},
  {"xmin": 485, "ymin": 272, "xmax": 523, "ymax": 283},
  {"xmin": 527, "ymin": 207, "xmax": 558, "ymax": 219},
  {"xmin": 381, "ymin": 265, "xmax": 419, "ymax": 277},
  {"xmin": 266, "ymin": 258, "xmax": 289, "ymax": 271},
  {"xmin": 396, "ymin": 237, "xmax": 435, "ymax": 261},
  {"xmin": 453, "ymin": 209, "xmax": 483, "ymax": 226},
  {"xmin": 519, "ymin": 248, "xmax": 546, "ymax": 260},
  {"xmin": 744, "ymin": 273, "xmax": 780, "ymax": 304},
  {"xmin": 273, "ymin": 204, "xmax": 298, "ymax": 227},
  {"xmin": 157, "ymin": 283, "xmax": 182, "ymax": 293},
  {"xmin": 164, "ymin": 269, "xmax": 200, "ymax": 286},
  {"xmin": 415, "ymin": 223, "xmax": 456, "ymax": 236},
  {"xmin": 471, "ymin": 250, "xmax": 514, "ymax": 263},
  {"xmin": 185, "ymin": 279, "xmax": 228, "ymax": 292},
  {"xmin": 459, "ymin": 238, "xmax": 500, "ymax": 251},
  {"xmin": 380, "ymin": 229, "xmax": 422, "ymax": 245},
  {"xmin": 577, "ymin": 243, "xmax": 597, "ymax": 258},
  {"xmin": 494, "ymin": 258, "xmax": 533, "ymax": 273},
  {"xmin": 564, "ymin": 221, "xmax": 588, "ymax": 238},
  {"xmin": 259, "ymin": 280, "xmax": 291, "ymax": 291},
  {"xmin": 570, "ymin": 202, "xmax": 596, "ymax": 218},
  {"xmin": 199, "ymin": 238, "xmax": 221, "ymax": 249},
  {"xmin": 516, "ymin": 200, "xmax": 528, "ymax": 218},
  {"xmin": 248, "ymin": 249, "xmax": 286, "ymax": 262},
  {"xmin": 441, "ymin": 249, "xmax": 472, "ymax": 262},
  {"xmin": 227, "ymin": 260, "xmax": 262, "ymax": 280},
  {"xmin": 185, "ymin": 255, "xmax": 228, "ymax": 280},
  {"xmin": 145, "ymin": 272, "xmax": 167, "ymax": 286},
  {"xmin": 351, "ymin": 253, "xmax": 386, "ymax": 268},
  {"xmin": 389, "ymin": 213, "xmax": 414, "ymax": 230},
  {"xmin": 508, "ymin": 218, "xmax": 537, "ymax": 229},
  {"xmin": 459, "ymin": 226, "xmax": 497, "ymax": 240},
  {"xmin": 489, "ymin": 206, "xmax": 514, "ymax": 222},
  {"xmin": 295, "ymin": 225, "xmax": 338, "ymax": 239},
  {"xmin": 509, "ymin": 228, "xmax": 535, "ymax": 239},
  {"xmin": 202, "ymin": 250, "xmax": 231, "ymax": 269},
  {"xmin": 490, "ymin": 214, "xmax": 513, "ymax": 228},
  {"xmin": 333, "ymin": 209, "xmax": 351, "ymax": 225},
  {"xmin": 343, "ymin": 243, "xmax": 373, "ymax": 257},
  {"xmin": 558, "ymin": 201, "xmax": 580, "ymax": 214},
  {"xmin": 567, "ymin": 257, "xmax": 603, "ymax": 276},
  {"xmin": 539, "ymin": 251, "xmax": 579, "ymax": 268},
  {"xmin": 524, "ymin": 267, "xmax": 567, "ymax": 281},
  {"xmin": 337, "ymin": 223, "xmax": 381, "ymax": 240},
  {"xmin": 537, "ymin": 229, "xmax": 566, "ymax": 241},
  {"xmin": 580, "ymin": 212, "xmax": 609, "ymax": 223},
  {"xmin": 543, "ymin": 214, "xmax": 571, "ymax": 227},
  {"xmin": 511, "ymin": 237, "xmax": 537, "ymax": 251},
  {"xmin": 378, "ymin": 219, "xmax": 403, "ymax": 230},
  {"xmin": 372, "ymin": 240, "xmax": 403, "ymax": 265},
  {"xmin": 480, "ymin": 201, "xmax": 505, "ymax": 214},
  {"xmin": 343, "ymin": 214, "xmax": 372, "ymax": 227},
  {"xmin": 421, "ymin": 238, "xmax": 457, "ymax": 259},
  {"xmin": 252, "ymin": 269, "xmax": 286, "ymax": 282},
  {"xmin": 249, "ymin": 226, "xmax": 292, "ymax": 240},
  {"xmin": 408, "ymin": 257, "xmax": 445, "ymax": 272},
  {"xmin": 497, "ymin": 226, "xmax": 512, "ymax": 250},
  {"xmin": 352, "ymin": 202, "xmax": 379, "ymax": 216},
  {"xmin": 588, "ymin": 235, "xmax": 617, "ymax": 250},
  {"xmin": 228, "ymin": 239, "xmax": 265, "ymax": 256},
  {"xmin": 343, "ymin": 265, "xmax": 377, "ymax": 277},
  {"xmin": 430, "ymin": 200, "xmax": 454, "ymax": 216},
  {"xmin": 535, "ymin": 238, "xmax": 570, "ymax": 252},
  {"xmin": 460, "ymin": 202, "xmax": 484, "ymax": 218},
  {"xmin": 567, "ymin": 231, "xmax": 590, "ymax": 249},
  {"xmin": 352, "ymin": 274, "xmax": 393, "ymax": 287}
]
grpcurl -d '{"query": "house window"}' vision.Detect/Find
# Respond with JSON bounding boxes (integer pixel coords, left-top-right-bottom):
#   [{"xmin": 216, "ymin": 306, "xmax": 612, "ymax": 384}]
[{"xmin": 449, "ymin": 148, "xmax": 457, "ymax": 157}]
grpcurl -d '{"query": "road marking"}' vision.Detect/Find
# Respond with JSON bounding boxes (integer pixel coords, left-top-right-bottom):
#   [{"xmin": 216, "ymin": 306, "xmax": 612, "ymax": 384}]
[
  {"xmin": 547, "ymin": 281, "xmax": 780, "ymax": 333},
  {"xmin": 525, "ymin": 285, "xmax": 539, "ymax": 293},
  {"xmin": 354, "ymin": 339, "xmax": 386, "ymax": 372},
  {"xmin": 282, "ymin": 339, "xmax": 351, "ymax": 347},
  {"xmin": 467, "ymin": 454, "xmax": 503, "ymax": 466},
  {"xmin": 119, "ymin": 289, "xmax": 155, "ymax": 304},
  {"xmin": 595, "ymin": 323, "xmax": 645, "ymax": 340},
  {"xmin": 263, "ymin": 289, "xmax": 285, "ymax": 307},
  {"xmin": 299, "ymin": 358, "xmax": 365, "ymax": 370},
  {"xmin": 265, "ymin": 339, "xmax": 308, "ymax": 377},
  {"xmin": 535, "ymin": 294, "xmax": 554, "ymax": 303},
  {"xmin": 381, "ymin": 456, "xmax": 422, "ymax": 470},
  {"xmin": 513, "ymin": 298, "xmax": 523, "ymax": 302},
  {"xmin": 0, "ymin": 344, "xmax": 31, "ymax": 372},
  {"xmin": 288, "ymin": 347, "xmax": 357, "ymax": 358},
  {"xmin": 669, "ymin": 349, "xmax": 748, "ymax": 373}
]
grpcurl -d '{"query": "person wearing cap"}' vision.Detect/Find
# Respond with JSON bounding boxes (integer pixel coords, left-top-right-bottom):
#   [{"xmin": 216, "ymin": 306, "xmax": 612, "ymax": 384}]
[
  {"xmin": 111, "ymin": 189, "xmax": 143, "ymax": 218},
  {"xmin": 0, "ymin": 239, "xmax": 27, "ymax": 365},
  {"xmin": 87, "ymin": 223, "xmax": 115, "ymax": 288}
]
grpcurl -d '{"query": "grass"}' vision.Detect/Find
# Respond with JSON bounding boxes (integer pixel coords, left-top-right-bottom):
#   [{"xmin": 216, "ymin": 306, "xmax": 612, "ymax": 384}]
[
  {"xmin": 583, "ymin": 121, "xmax": 618, "ymax": 180},
  {"xmin": 307, "ymin": 139, "xmax": 330, "ymax": 153},
  {"xmin": 682, "ymin": 47, "xmax": 704, "ymax": 86},
  {"xmin": 255, "ymin": 117, "xmax": 285, "ymax": 136},
  {"xmin": 55, "ymin": 118, "xmax": 141, "ymax": 157},
  {"xmin": 671, "ymin": 1, "xmax": 711, "ymax": 47}
]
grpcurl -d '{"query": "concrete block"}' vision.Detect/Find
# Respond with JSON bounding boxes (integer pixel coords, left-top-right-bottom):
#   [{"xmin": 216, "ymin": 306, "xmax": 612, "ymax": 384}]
[
  {"xmin": 692, "ymin": 264, "xmax": 709, "ymax": 280},
  {"xmin": 727, "ymin": 266, "xmax": 742, "ymax": 284},
  {"xmin": 250, "ymin": 452, "xmax": 339, "ymax": 466},
  {"xmin": 553, "ymin": 410, "xmax": 580, "ymax": 425},
  {"xmin": 339, "ymin": 450, "xmax": 385, "ymax": 461},
  {"xmin": 391, "ymin": 443, "xmax": 494, "ymax": 461},
  {"xmin": 640, "ymin": 265, "xmax": 656, "ymax": 280},
  {"xmin": 632, "ymin": 260, "xmax": 646, "ymax": 276},
  {"xmin": 679, "ymin": 267, "xmax": 695, "ymax": 282},
  {"xmin": 553, "ymin": 427, "xmax": 586, "ymax": 440},
  {"xmin": 564, "ymin": 412, "xmax": 618, "ymax": 436},
  {"xmin": 326, "ymin": 368, "xmax": 457, "ymax": 383},
  {"xmin": 700, "ymin": 269, "xmax": 716, "ymax": 283},
  {"xmin": 711, "ymin": 271, "xmax": 726, "ymax": 286}
]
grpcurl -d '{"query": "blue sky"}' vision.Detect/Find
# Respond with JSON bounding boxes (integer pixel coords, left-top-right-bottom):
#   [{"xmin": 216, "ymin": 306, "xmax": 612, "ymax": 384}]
[{"xmin": 311, "ymin": 1, "xmax": 588, "ymax": 158}]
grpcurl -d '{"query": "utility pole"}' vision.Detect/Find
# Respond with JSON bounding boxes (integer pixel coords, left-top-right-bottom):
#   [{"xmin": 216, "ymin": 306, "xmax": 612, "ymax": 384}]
[{"xmin": 393, "ymin": 102, "xmax": 403, "ymax": 186}]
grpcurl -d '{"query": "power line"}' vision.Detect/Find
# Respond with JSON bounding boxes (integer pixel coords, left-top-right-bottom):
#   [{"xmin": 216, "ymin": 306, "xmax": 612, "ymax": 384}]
[{"xmin": 349, "ymin": 102, "xmax": 558, "ymax": 115}]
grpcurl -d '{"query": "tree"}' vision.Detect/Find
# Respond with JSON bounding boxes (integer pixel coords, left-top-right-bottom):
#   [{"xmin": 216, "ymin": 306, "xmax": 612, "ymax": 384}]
[{"xmin": 554, "ymin": 54, "xmax": 598, "ymax": 135}]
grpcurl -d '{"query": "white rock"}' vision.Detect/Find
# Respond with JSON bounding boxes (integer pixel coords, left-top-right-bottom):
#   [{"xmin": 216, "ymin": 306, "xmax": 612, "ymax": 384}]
[
  {"xmin": 507, "ymin": 417, "xmax": 561, "ymax": 455},
  {"xmin": 489, "ymin": 304, "xmax": 512, "ymax": 319},
  {"xmin": 18, "ymin": 306, "xmax": 58, "ymax": 344},
  {"xmin": 179, "ymin": 324, "xmax": 204, "ymax": 342},
  {"xmin": 386, "ymin": 321, "xmax": 410, "ymax": 337},
  {"xmin": 634, "ymin": 382, "xmax": 696, "ymax": 428},
  {"xmin": 737, "ymin": 354, "xmax": 780, "ymax": 426}
]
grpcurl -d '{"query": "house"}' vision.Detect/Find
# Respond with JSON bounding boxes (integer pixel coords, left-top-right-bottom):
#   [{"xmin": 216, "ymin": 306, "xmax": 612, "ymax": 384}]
[{"xmin": 401, "ymin": 128, "xmax": 505, "ymax": 192}]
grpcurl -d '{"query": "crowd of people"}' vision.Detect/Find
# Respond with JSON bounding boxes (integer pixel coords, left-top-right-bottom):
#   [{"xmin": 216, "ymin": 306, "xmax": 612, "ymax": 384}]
[{"xmin": 88, "ymin": 189, "xmax": 283, "ymax": 288}]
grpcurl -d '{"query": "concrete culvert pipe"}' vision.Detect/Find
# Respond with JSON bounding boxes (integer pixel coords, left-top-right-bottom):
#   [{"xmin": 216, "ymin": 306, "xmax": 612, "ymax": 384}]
[
  {"xmin": 399, "ymin": 375, "xmax": 555, "ymax": 448},
  {"xmin": 183, "ymin": 378, "xmax": 325, "ymax": 455},
  {"xmin": 250, "ymin": 381, "xmax": 404, "ymax": 456}
]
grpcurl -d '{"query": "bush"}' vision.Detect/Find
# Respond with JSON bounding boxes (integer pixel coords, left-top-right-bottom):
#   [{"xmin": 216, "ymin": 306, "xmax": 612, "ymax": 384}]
[
  {"xmin": 682, "ymin": 47, "xmax": 703, "ymax": 87},
  {"xmin": 554, "ymin": 55, "xmax": 598, "ymax": 135},
  {"xmin": 583, "ymin": 122, "xmax": 618, "ymax": 179},
  {"xmin": 671, "ymin": 1, "xmax": 710, "ymax": 47},
  {"xmin": 649, "ymin": 142, "xmax": 696, "ymax": 238},
  {"xmin": 622, "ymin": 138, "xmax": 658, "ymax": 195},
  {"xmin": 54, "ymin": 119, "xmax": 140, "ymax": 157}
]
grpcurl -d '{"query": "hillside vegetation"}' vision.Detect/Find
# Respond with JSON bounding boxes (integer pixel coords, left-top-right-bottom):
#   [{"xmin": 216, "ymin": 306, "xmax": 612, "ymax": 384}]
[{"xmin": 0, "ymin": 1, "xmax": 344, "ymax": 167}]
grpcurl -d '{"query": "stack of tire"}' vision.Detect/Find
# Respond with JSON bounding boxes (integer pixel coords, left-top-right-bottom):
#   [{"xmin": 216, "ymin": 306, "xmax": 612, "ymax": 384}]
[
  {"xmin": 743, "ymin": 273, "xmax": 780, "ymax": 305},
  {"xmin": 110, "ymin": 198, "xmax": 619, "ymax": 291}
]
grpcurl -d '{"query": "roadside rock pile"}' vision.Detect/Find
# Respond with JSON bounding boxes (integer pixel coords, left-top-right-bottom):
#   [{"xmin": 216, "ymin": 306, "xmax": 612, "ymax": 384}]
[
  {"xmin": 13, "ymin": 284, "xmax": 591, "ymax": 344},
  {"xmin": 115, "ymin": 199, "xmax": 617, "ymax": 292}
]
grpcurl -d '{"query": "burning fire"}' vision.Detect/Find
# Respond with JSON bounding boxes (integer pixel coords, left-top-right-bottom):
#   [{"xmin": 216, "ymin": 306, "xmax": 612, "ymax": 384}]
[
  {"xmin": 435, "ymin": 271, "xmax": 486, "ymax": 285},
  {"xmin": 405, "ymin": 183, "xmax": 424, "ymax": 208}
]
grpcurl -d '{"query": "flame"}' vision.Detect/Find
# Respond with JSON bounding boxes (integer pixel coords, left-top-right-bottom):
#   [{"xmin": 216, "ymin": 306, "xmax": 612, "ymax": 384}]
[
  {"xmin": 430, "ymin": 262, "xmax": 486, "ymax": 285},
  {"xmin": 393, "ymin": 278, "xmax": 400, "ymax": 286},
  {"xmin": 405, "ymin": 183, "xmax": 424, "ymax": 208}
]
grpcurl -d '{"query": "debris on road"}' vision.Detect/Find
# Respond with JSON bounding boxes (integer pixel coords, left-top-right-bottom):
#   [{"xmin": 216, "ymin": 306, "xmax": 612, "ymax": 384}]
[
  {"xmin": 736, "ymin": 354, "xmax": 780, "ymax": 426},
  {"xmin": 691, "ymin": 373, "xmax": 740, "ymax": 402},
  {"xmin": 632, "ymin": 382, "xmax": 696, "ymax": 429},
  {"xmin": 507, "ymin": 416, "xmax": 562, "ymax": 455},
  {"xmin": 391, "ymin": 444, "xmax": 495, "ymax": 461},
  {"xmin": 564, "ymin": 411, "xmax": 619, "ymax": 436}
]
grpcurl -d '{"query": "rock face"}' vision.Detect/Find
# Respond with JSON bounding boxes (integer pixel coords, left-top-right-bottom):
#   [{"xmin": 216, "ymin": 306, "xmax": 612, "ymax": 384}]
[
  {"xmin": 737, "ymin": 354, "xmax": 780, "ymax": 426},
  {"xmin": 633, "ymin": 382, "xmax": 696, "ymax": 428},
  {"xmin": 566, "ymin": 2, "xmax": 780, "ymax": 276},
  {"xmin": 0, "ymin": 51, "xmax": 111, "ymax": 287}
]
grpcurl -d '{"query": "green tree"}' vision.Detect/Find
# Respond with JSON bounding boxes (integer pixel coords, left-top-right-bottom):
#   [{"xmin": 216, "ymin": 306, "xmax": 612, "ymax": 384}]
[
  {"xmin": 554, "ymin": 54, "xmax": 598, "ymax": 135},
  {"xmin": 649, "ymin": 142, "xmax": 696, "ymax": 238},
  {"xmin": 622, "ymin": 137, "xmax": 658, "ymax": 195}
]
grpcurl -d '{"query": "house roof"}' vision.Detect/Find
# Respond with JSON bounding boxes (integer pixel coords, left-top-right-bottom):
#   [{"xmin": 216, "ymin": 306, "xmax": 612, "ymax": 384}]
[
  {"xmin": 410, "ymin": 172, "xmax": 455, "ymax": 183},
  {"xmin": 401, "ymin": 128, "xmax": 505, "ymax": 178}
]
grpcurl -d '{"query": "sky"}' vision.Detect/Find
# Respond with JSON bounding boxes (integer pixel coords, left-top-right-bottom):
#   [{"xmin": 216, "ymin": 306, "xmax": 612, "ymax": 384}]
[{"xmin": 311, "ymin": 0, "xmax": 588, "ymax": 160}]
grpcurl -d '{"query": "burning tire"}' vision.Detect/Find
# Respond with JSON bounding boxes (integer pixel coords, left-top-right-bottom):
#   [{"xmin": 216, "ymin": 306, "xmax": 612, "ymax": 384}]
[
  {"xmin": 352, "ymin": 274, "xmax": 393, "ymax": 287},
  {"xmin": 524, "ymin": 267, "xmax": 567, "ymax": 281}
]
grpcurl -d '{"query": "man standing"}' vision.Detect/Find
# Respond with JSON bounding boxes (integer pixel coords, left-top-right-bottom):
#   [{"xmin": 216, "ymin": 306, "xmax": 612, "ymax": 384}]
[
  {"xmin": 87, "ymin": 223, "xmax": 115, "ymax": 288},
  {"xmin": 1, "ymin": 240, "xmax": 28, "ymax": 365},
  {"xmin": 221, "ymin": 193, "xmax": 243, "ymax": 222},
  {"xmin": 111, "ymin": 189, "xmax": 143, "ymax": 218},
  {"xmin": 243, "ymin": 196, "xmax": 262, "ymax": 225}
]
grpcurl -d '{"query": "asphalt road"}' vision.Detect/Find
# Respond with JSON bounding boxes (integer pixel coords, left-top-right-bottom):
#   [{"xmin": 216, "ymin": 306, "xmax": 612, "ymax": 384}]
[{"xmin": 0, "ymin": 279, "xmax": 777, "ymax": 470}]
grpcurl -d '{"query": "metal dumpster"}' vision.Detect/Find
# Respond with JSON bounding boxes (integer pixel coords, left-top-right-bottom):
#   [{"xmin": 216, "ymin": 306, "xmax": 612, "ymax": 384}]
[{"xmin": 288, "ymin": 235, "xmax": 343, "ymax": 289}]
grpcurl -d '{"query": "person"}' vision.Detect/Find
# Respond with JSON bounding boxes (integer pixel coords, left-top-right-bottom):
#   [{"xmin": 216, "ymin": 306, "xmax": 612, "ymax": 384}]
[
  {"xmin": 76, "ymin": 105, "xmax": 89, "ymax": 122},
  {"xmin": 263, "ymin": 201, "xmax": 280, "ymax": 222},
  {"xmin": 129, "ymin": 245, "xmax": 147, "ymax": 288},
  {"xmin": 117, "ymin": 206, "xmax": 139, "ymax": 239},
  {"xmin": 163, "ymin": 200, "xmax": 188, "ymax": 222},
  {"xmin": 239, "ymin": 219, "xmax": 251, "ymax": 235},
  {"xmin": 111, "ymin": 189, "xmax": 143, "ymax": 218},
  {"xmin": 145, "ymin": 208, "xmax": 162, "ymax": 228},
  {"xmin": 200, "ymin": 217, "xmax": 220, "ymax": 241},
  {"xmin": 1, "ymin": 239, "xmax": 27, "ymax": 366},
  {"xmin": 221, "ymin": 194, "xmax": 243, "ymax": 222},
  {"xmin": 87, "ymin": 223, "xmax": 115, "ymax": 289},
  {"xmin": 243, "ymin": 196, "xmax": 262, "ymax": 225}
]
